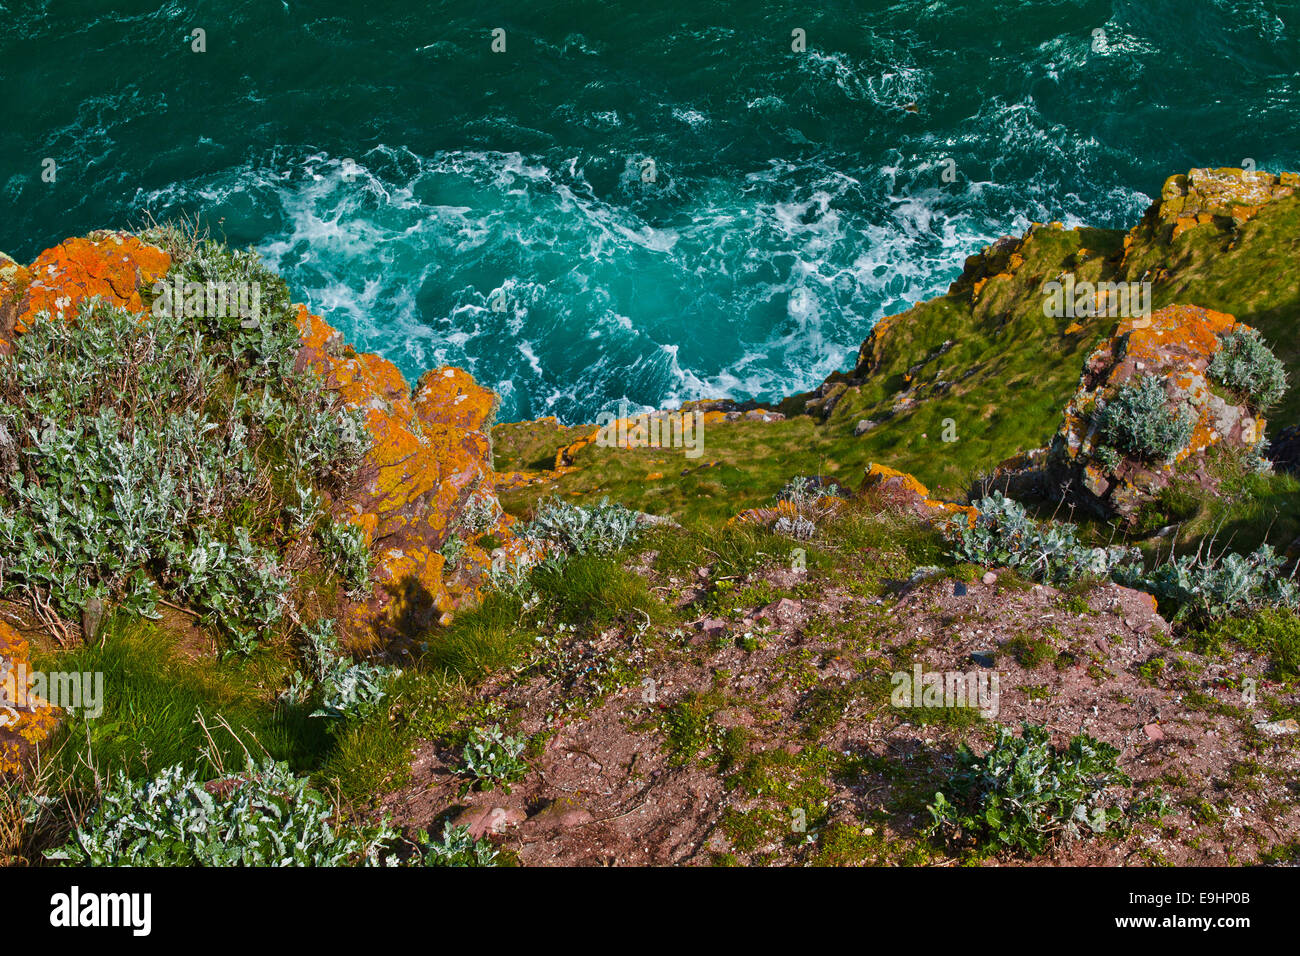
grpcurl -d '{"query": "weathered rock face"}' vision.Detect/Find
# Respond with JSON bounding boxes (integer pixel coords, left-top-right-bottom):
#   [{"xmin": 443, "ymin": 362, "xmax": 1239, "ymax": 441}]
[
  {"xmin": 1, "ymin": 232, "xmax": 521, "ymax": 654},
  {"xmin": 1151, "ymin": 167, "xmax": 1297, "ymax": 240},
  {"xmin": 0, "ymin": 622, "xmax": 60, "ymax": 777},
  {"xmin": 0, "ymin": 233, "xmax": 172, "ymax": 347},
  {"xmin": 988, "ymin": 304, "xmax": 1264, "ymax": 519},
  {"xmin": 295, "ymin": 307, "xmax": 528, "ymax": 649}
]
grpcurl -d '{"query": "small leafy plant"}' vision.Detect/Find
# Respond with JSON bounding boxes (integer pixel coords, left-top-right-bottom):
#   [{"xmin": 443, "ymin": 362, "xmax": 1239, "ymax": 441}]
[
  {"xmin": 776, "ymin": 475, "xmax": 848, "ymax": 506},
  {"xmin": 774, "ymin": 514, "xmax": 818, "ymax": 540},
  {"xmin": 415, "ymin": 822, "xmax": 499, "ymax": 867},
  {"xmin": 316, "ymin": 517, "xmax": 373, "ymax": 598},
  {"xmin": 456, "ymin": 724, "xmax": 529, "ymax": 793},
  {"xmin": 926, "ymin": 723, "xmax": 1155, "ymax": 857},
  {"xmin": 440, "ymin": 533, "xmax": 466, "ymax": 570},
  {"xmin": 284, "ymin": 618, "xmax": 398, "ymax": 722}
]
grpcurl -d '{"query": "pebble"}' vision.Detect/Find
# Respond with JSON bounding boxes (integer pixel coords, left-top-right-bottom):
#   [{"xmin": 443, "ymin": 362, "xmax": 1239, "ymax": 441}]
[{"xmin": 1254, "ymin": 718, "xmax": 1299, "ymax": 736}]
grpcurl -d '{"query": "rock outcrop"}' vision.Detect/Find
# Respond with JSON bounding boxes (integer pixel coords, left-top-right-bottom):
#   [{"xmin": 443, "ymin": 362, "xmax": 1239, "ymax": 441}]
[
  {"xmin": 0, "ymin": 233, "xmax": 172, "ymax": 346},
  {"xmin": 1, "ymin": 232, "xmax": 522, "ymax": 654},
  {"xmin": 1146, "ymin": 167, "xmax": 1297, "ymax": 241},
  {"xmin": 985, "ymin": 304, "xmax": 1266, "ymax": 518},
  {"xmin": 860, "ymin": 464, "xmax": 978, "ymax": 526},
  {"xmin": 295, "ymin": 307, "xmax": 530, "ymax": 648}
]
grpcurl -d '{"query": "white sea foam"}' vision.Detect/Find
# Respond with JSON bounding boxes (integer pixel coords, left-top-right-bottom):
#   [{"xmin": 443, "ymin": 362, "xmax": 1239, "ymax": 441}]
[{"xmin": 128, "ymin": 130, "xmax": 1138, "ymax": 425}]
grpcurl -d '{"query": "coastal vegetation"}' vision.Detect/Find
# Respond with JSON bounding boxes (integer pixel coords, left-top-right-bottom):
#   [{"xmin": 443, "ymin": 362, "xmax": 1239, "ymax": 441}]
[{"xmin": 2, "ymin": 167, "xmax": 1299, "ymax": 867}]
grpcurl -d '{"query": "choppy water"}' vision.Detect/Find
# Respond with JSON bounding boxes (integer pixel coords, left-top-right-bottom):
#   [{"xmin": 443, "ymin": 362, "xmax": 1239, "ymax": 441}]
[{"xmin": 3, "ymin": 0, "xmax": 1298, "ymax": 422}]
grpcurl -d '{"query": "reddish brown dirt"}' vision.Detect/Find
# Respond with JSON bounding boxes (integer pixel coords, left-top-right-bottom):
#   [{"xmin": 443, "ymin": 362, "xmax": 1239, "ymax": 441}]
[{"xmin": 380, "ymin": 559, "xmax": 1300, "ymax": 866}]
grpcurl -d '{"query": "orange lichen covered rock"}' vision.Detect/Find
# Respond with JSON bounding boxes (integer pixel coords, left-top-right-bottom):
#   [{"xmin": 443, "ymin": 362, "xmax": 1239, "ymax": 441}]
[
  {"xmin": 1031, "ymin": 304, "xmax": 1263, "ymax": 518},
  {"xmin": 4, "ymin": 233, "xmax": 170, "ymax": 334},
  {"xmin": 1156, "ymin": 168, "xmax": 1295, "ymax": 238},
  {"xmin": 0, "ymin": 622, "xmax": 61, "ymax": 778},
  {"xmin": 861, "ymin": 464, "xmax": 978, "ymax": 526},
  {"xmin": 294, "ymin": 306, "xmax": 520, "ymax": 647}
]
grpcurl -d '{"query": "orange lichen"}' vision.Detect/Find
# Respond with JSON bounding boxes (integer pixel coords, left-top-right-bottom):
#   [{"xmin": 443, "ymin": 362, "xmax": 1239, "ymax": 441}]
[
  {"xmin": 294, "ymin": 305, "xmax": 520, "ymax": 649},
  {"xmin": 0, "ymin": 622, "xmax": 61, "ymax": 778},
  {"xmin": 860, "ymin": 464, "xmax": 977, "ymax": 527},
  {"xmin": 11, "ymin": 233, "xmax": 170, "ymax": 332}
]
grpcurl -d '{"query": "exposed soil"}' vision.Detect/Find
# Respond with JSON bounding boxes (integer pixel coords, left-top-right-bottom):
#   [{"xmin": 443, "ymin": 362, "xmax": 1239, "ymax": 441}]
[{"xmin": 379, "ymin": 557, "xmax": 1300, "ymax": 866}]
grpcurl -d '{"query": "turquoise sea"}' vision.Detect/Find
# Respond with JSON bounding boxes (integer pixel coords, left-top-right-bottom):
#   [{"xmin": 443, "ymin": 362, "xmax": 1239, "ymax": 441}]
[{"xmin": 3, "ymin": 1, "xmax": 1298, "ymax": 422}]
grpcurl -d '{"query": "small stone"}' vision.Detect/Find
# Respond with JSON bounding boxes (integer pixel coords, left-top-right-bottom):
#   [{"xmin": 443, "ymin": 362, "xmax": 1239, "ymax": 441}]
[
  {"xmin": 981, "ymin": 571, "xmax": 998, "ymax": 585},
  {"xmin": 1143, "ymin": 723, "xmax": 1164, "ymax": 740},
  {"xmin": 1254, "ymin": 718, "xmax": 1299, "ymax": 736},
  {"xmin": 454, "ymin": 805, "xmax": 524, "ymax": 839},
  {"xmin": 853, "ymin": 419, "xmax": 880, "ymax": 437},
  {"xmin": 759, "ymin": 598, "xmax": 802, "ymax": 626},
  {"xmin": 81, "ymin": 596, "xmax": 105, "ymax": 642}
]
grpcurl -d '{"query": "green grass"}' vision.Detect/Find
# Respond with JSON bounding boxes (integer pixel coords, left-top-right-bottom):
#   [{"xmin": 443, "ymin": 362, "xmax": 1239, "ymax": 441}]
[
  {"xmin": 34, "ymin": 612, "xmax": 331, "ymax": 784},
  {"xmin": 1196, "ymin": 609, "xmax": 1300, "ymax": 682},
  {"xmin": 1004, "ymin": 634, "xmax": 1058, "ymax": 669},
  {"xmin": 532, "ymin": 554, "xmax": 669, "ymax": 627},
  {"xmin": 420, "ymin": 591, "xmax": 534, "ymax": 682}
]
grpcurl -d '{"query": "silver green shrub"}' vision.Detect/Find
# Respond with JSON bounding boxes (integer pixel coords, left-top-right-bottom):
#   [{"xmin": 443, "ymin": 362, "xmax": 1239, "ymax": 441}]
[
  {"xmin": 1207, "ymin": 327, "xmax": 1288, "ymax": 412},
  {"xmin": 46, "ymin": 760, "xmax": 398, "ymax": 866},
  {"xmin": 1114, "ymin": 543, "xmax": 1300, "ymax": 625},
  {"xmin": 945, "ymin": 493, "xmax": 1139, "ymax": 584},
  {"xmin": 523, "ymin": 496, "xmax": 642, "ymax": 556},
  {"xmin": 316, "ymin": 517, "xmax": 374, "ymax": 598},
  {"xmin": 283, "ymin": 618, "xmax": 397, "ymax": 722},
  {"xmin": 416, "ymin": 822, "xmax": 499, "ymax": 867},
  {"xmin": 1095, "ymin": 374, "xmax": 1195, "ymax": 464},
  {"xmin": 776, "ymin": 475, "xmax": 847, "ymax": 505}
]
